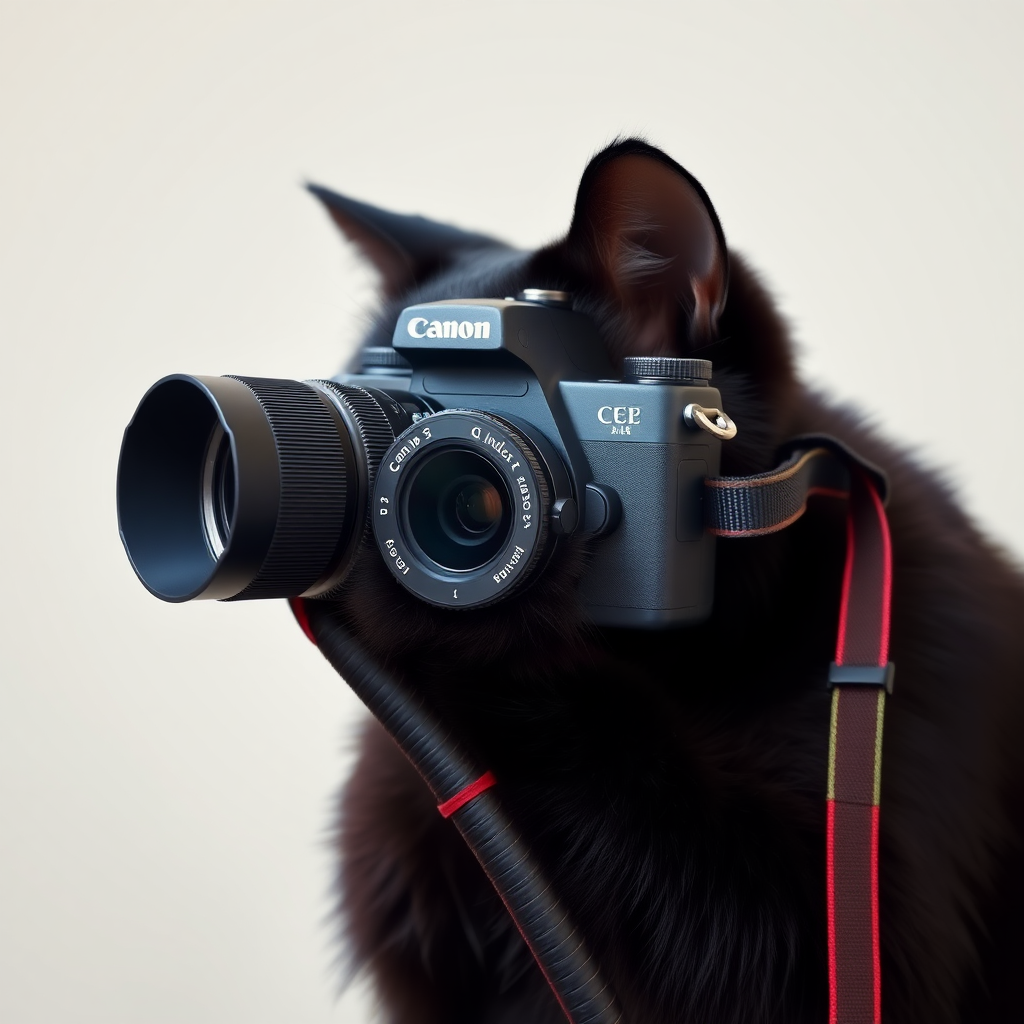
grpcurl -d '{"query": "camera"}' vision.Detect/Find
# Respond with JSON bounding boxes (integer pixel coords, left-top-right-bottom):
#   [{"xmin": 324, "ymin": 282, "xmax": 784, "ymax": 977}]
[{"xmin": 117, "ymin": 291, "xmax": 735, "ymax": 627}]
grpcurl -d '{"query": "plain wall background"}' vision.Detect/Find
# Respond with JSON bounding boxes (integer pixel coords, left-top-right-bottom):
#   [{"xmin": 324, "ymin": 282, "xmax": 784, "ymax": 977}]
[{"xmin": 2, "ymin": 3, "xmax": 1022, "ymax": 1021}]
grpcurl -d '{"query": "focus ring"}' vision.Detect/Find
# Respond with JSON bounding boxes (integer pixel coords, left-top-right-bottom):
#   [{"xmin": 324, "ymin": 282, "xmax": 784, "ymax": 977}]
[
  {"xmin": 307, "ymin": 382, "xmax": 409, "ymax": 598},
  {"xmin": 226, "ymin": 377, "xmax": 350, "ymax": 600}
]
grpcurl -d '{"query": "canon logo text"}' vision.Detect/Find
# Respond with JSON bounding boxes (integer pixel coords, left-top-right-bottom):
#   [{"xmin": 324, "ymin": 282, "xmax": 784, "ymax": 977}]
[{"xmin": 407, "ymin": 317, "xmax": 491, "ymax": 340}]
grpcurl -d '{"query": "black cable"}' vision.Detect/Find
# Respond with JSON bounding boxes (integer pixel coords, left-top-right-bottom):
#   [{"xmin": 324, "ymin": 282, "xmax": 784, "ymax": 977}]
[{"xmin": 304, "ymin": 601, "xmax": 622, "ymax": 1024}]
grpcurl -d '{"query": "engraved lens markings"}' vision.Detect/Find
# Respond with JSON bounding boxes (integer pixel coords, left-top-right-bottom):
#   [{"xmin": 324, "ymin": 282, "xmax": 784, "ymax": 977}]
[{"xmin": 493, "ymin": 545, "xmax": 526, "ymax": 583}]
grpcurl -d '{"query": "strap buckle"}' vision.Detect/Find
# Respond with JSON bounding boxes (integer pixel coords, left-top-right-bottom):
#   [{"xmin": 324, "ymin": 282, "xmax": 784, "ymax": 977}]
[{"xmin": 828, "ymin": 661, "xmax": 895, "ymax": 694}]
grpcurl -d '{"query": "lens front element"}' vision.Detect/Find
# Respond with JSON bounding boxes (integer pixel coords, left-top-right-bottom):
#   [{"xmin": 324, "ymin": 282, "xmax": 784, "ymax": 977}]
[
  {"xmin": 373, "ymin": 411, "xmax": 555, "ymax": 609},
  {"xmin": 406, "ymin": 451, "xmax": 513, "ymax": 571},
  {"xmin": 455, "ymin": 478, "xmax": 504, "ymax": 535}
]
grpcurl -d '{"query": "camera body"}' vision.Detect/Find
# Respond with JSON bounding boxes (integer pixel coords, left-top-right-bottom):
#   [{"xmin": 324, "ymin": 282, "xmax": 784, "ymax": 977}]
[
  {"xmin": 341, "ymin": 297, "xmax": 725, "ymax": 628},
  {"xmin": 116, "ymin": 294, "xmax": 731, "ymax": 628}
]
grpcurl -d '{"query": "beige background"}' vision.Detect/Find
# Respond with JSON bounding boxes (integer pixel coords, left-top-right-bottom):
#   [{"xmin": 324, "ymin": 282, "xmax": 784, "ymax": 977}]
[{"xmin": 2, "ymin": 2, "xmax": 1022, "ymax": 1021}]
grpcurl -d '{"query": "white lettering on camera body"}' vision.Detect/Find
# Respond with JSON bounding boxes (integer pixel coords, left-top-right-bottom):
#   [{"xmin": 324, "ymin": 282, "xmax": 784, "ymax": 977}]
[
  {"xmin": 407, "ymin": 317, "xmax": 491, "ymax": 340},
  {"xmin": 597, "ymin": 406, "xmax": 642, "ymax": 425}
]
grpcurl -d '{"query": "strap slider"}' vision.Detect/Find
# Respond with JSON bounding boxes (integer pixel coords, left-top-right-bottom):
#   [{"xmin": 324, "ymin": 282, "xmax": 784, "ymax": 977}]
[{"xmin": 828, "ymin": 662, "xmax": 895, "ymax": 694}]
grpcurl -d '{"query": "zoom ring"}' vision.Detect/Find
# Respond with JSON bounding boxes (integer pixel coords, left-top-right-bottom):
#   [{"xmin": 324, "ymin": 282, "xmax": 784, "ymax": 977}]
[
  {"xmin": 226, "ymin": 377, "xmax": 351, "ymax": 600},
  {"xmin": 316, "ymin": 382, "xmax": 397, "ymax": 497}
]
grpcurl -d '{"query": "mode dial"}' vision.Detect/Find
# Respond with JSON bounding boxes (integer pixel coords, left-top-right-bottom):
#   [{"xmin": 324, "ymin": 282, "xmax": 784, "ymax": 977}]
[{"xmin": 622, "ymin": 356, "xmax": 712, "ymax": 384}]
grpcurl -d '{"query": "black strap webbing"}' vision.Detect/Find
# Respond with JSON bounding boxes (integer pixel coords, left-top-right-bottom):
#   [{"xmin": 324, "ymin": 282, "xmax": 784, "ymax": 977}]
[{"xmin": 705, "ymin": 435, "xmax": 888, "ymax": 536}]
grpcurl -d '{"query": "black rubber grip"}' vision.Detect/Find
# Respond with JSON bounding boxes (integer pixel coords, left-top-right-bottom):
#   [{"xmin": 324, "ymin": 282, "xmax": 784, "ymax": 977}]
[{"xmin": 304, "ymin": 603, "xmax": 622, "ymax": 1024}]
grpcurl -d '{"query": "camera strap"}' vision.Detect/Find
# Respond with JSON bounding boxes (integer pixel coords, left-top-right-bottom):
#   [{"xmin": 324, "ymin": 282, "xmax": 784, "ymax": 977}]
[
  {"xmin": 292, "ymin": 436, "xmax": 894, "ymax": 1024},
  {"xmin": 707, "ymin": 437, "xmax": 893, "ymax": 1024}
]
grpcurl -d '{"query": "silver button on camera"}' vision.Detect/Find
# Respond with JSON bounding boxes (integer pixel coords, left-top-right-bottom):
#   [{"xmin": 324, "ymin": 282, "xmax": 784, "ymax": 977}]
[{"xmin": 517, "ymin": 288, "xmax": 573, "ymax": 309}]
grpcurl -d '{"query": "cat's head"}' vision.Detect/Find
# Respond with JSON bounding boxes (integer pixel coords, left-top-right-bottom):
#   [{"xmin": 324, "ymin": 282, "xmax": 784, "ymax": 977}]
[{"xmin": 312, "ymin": 139, "xmax": 800, "ymax": 670}]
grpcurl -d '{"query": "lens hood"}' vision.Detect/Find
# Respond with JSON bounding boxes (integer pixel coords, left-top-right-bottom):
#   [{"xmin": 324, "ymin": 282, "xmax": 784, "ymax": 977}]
[{"xmin": 118, "ymin": 375, "xmax": 284, "ymax": 601}]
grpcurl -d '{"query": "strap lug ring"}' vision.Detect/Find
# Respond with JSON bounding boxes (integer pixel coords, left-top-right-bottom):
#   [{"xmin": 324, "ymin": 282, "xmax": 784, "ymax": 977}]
[{"xmin": 684, "ymin": 403, "xmax": 738, "ymax": 440}]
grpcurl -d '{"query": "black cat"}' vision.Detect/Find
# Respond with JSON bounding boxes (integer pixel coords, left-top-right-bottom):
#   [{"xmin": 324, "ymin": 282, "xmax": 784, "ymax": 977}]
[{"xmin": 310, "ymin": 140, "xmax": 1024, "ymax": 1024}]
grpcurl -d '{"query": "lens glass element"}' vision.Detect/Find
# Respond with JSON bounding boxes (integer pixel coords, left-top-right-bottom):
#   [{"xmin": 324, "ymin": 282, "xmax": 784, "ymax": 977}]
[
  {"xmin": 405, "ymin": 449, "xmax": 513, "ymax": 572},
  {"xmin": 201, "ymin": 424, "xmax": 236, "ymax": 558},
  {"xmin": 454, "ymin": 480, "xmax": 503, "ymax": 535}
]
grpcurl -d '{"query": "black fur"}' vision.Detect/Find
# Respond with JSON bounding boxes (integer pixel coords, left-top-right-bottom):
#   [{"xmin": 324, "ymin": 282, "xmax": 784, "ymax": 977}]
[{"xmin": 314, "ymin": 140, "xmax": 1024, "ymax": 1023}]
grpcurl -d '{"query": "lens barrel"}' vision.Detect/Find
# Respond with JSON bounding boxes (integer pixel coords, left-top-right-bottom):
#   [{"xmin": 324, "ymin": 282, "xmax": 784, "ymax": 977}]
[
  {"xmin": 372, "ymin": 411, "xmax": 558, "ymax": 609},
  {"xmin": 117, "ymin": 375, "xmax": 407, "ymax": 602}
]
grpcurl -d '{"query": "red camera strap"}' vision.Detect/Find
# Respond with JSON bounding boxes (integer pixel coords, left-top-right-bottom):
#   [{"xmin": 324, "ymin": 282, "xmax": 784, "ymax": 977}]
[
  {"xmin": 825, "ymin": 471, "xmax": 891, "ymax": 1024},
  {"xmin": 709, "ymin": 445, "xmax": 892, "ymax": 1023}
]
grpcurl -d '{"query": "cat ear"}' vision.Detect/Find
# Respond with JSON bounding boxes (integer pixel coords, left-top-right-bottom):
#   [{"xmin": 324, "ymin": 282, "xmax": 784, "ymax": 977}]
[
  {"xmin": 564, "ymin": 140, "xmax": 728, "ymax": 352},
  {"xmin": 306, "ymin": 184, "xmax": 504, "ymax": 298}
]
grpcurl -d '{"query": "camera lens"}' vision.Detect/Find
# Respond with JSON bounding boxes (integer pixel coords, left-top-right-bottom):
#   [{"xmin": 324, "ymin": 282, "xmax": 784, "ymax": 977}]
[
  {"xmin": 406, "ymin": 451, "xmax": 513, "ymax": 571},
  {"xmin": 117, "ymin": 375, "xmax": 407, "ymax": 602},
  {"xmin": 373, "ymin": 411, "xmax": 564, "ymax": 609}
]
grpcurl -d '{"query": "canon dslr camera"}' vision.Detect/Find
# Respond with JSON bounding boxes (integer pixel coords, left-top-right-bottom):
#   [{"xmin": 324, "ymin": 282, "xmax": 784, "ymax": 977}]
[{"xmin": 117, "ymin": 291, "xmax": 735, "ymax": 627}]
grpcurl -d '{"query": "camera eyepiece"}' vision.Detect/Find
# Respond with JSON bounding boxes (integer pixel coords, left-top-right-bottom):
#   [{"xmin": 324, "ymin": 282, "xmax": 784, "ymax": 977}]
[
  {"xmin": 372, "ymin": 411, "xmax": 558, "ymax": 609},
  {"xmin": 117, "ymin": 375, "xmax": 409, "ymax": 602}
]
